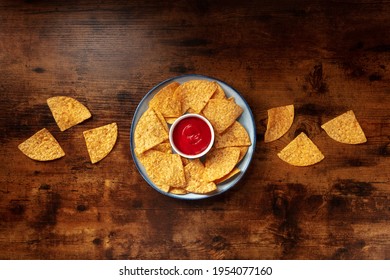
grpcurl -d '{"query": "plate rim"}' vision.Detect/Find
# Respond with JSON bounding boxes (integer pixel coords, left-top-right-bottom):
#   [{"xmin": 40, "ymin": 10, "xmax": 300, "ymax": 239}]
[{"xmin": 130, "ymin": 74, "xmax": 256, "ymax": 200}]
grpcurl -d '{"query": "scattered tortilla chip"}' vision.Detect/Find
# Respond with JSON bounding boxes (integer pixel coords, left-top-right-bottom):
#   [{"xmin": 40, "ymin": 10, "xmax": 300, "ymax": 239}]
[
  {"xmin": 47, "ymin": 96, "xmax": 91, "ymax": 131},
  {"xmin": 277, "ymin": 132, "xmax": 324, "ymax": 166},
  {"xmin": 214, "ymin": 121, "xmax": 251, "ymax": 148},
  {"xmin": 202, "ymin": 98, "xmax": 243, "ymax": 133},
  {"xmin": 175, "ymin": 80, "xmax": 217, "ymax": 113},
  {"xmin": 203, "ymin": 147, "xmax": 241, "ymax": 181},
  {"xmin": 149, "ymin": 82, "xmax": 181, "ymax": 117},
  {"xmin": 83, "ymin": 122, "xmax": 118, "ymax": 164},
  {"xmin": 184, "ymin": 160, "xmax": 217, "ymax": 194},
  {"xmin": 214, "ymin": 167, "xmax": 240, "ymax": 184},
  {"xmin": 18, "ymin": 128, "xmax": 65, "ymax": 161},
  {"xmin": 139, "ymin": 150, "xmax": 185, "ymax": 189},
  {"xmin": 321, "ymin": 110, "xmax": 367, "ymax": 144},
  {"xmin": 134, "ymin": 109, "xmax": 169, "ymax": 155},
  {"xmin": 211, "ymin": 83, "xmax": 226, "ymax": 99},
  {"xmin": 264, "ymin": 104, "xmax": 294, "ymax": 142}
]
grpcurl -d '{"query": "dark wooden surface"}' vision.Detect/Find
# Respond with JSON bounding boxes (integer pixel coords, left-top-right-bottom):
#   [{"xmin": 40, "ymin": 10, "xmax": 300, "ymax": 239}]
[{"xmin": 0, "ymin": 0, "xmax": 389, "ymax": 260}]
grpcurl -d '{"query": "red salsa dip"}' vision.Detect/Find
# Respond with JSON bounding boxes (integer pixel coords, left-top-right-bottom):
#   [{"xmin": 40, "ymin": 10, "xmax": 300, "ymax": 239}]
[{"xmin": 172, "ymin": 116, "xmax": 212, "ymax": 156}]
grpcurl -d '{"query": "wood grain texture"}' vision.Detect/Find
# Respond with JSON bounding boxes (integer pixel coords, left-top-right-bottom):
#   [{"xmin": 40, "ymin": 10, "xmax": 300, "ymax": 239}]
[{"xmin": 0, "ymin": 0, "xmax": 389, "ymax": 260}]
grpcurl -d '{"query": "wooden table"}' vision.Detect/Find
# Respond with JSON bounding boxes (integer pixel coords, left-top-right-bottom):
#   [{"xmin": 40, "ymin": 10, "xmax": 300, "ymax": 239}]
[{"xmin": 0, "ymin": 0, "xmax": 389, "ymax": 260}]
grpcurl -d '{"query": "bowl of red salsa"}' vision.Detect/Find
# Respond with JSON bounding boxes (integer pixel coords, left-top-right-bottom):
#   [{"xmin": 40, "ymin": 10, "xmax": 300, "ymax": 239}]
[{"xmin": 169, "ymin": 114, "xmax": 215, "ymax": 159}]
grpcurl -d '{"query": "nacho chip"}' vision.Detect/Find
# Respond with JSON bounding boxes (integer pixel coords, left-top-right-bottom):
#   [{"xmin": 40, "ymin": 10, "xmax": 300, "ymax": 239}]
[
  {"xmin": 47, "ymin": 96, "xmax": 91, "ymax": 131},
  {"xmin": 211, "ymin": 83, "xmax": 226, "ymax": 99},
  {"xmin": 149, "ymin": 82, "xmax": 181, "ymax": 117},
  {"xmin": 237, "ymin": 146, "xmax": 249, "ymax": 162},
  {"xmin": 134, "ymin": 109, "xmax": 169, "ymax": 155},
  {"xmin": 83, "ymin": 122, "xmax": 118, "ymax": 164},
  {"xmin": 321, "ymin": 110, "xmax": 367, "ymax": 144},
  {"xmin": 277, "ymin": 132, "xmax": 324, "ymax": 166},
  {"xmin": 214, "ymin": 167, "xmax": 240, "ymax": 184},
  {"xmin": 169, "ymin": 187, "xmax": 188, "ymax": 195},
  {"xmin": 139, "ymin": 150, "xmax": 185, "ymax": 189},
  {"xmin": 151, "ymin": 142, "xmax": 172, "ymax": 154},
  {"xmin": 18, "ymin": 128, "xmax": 65, "ymax": 161},
  {"xmin": 203, "ymin": 147, "xmax": 241, "ymax": 181},
  {"xmin": 264, "ymin": 104, "xmax": 294, "ymax": 142},
  {"xmin": 175, "ymin": 80, "xmax": 217, "ymax": 113},
  {"xmin": 165, "ymin": 117, "xmax": 178, "ymax": 124},
  {"xmin": 202, "ymin": 98, "xmax": 243, "ymax": 134},
  {"xmin": 214, "ymin": 121, "xmax": 251, "ymax": 148},
  {"xmin": 183, "ymin": 160, "xmax": 217, "ymax": 194},
  {"xmin": 154, "ymin": 109, "xmax": 169, "ymax": 133}
]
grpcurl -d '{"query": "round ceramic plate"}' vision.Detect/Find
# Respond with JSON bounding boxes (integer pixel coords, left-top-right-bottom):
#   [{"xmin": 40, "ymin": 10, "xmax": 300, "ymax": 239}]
[{"xmin": 130, "ymin": 74, "xmax": 256, "ymax": 200}]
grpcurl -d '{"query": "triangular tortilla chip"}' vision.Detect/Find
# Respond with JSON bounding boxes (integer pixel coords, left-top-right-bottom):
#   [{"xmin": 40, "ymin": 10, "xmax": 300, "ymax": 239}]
[
  {"xmin": 83, "ymin": 122, "xmax": 117, "ymax": 164},
  {"xmin": 321, "ymin": 110, "xmax": 367, "ymax": 144},
  {"xmin": 149, "ymin": 82, "xmax": 181, "ymax": 117},
  {"xmin": 18, "ymin": 128, "xmax": 65, "ymax": 161},
  {"xmin": 175, "ymin": 80, "xmax": 217, "ymax": 113},
  {"xmin": 214, "ymin": 167, "xmax": 240, "ymax": 184},
  {"xmin": 211, "ymin": 83, "xmax": 226, "ymax": 99},
  {"xmin": 138, "ymin": 150, "xmax": 185, "ymax": 189},
  {"xmin": 214, "ymin": 121, "xmax": 251, "ymax": 148},
  {"xmin": 277, "ymin": 132, "xmax": 324, "ymax": 166},
  {"xmin": 203, "ymin": 147, "xmax": 241, "ymax": 181},
  {"xmin": 202, "ymin": 98, "xmax": 243, "ymax": 133},
  {"xmin": 183, "ymin": 159, "xmax": 217, "ymax": 194},
  {"xmin": 47, "ymin": 96, "xmax": 91, "ymax": 131},
  {"xmin": 264, "ymin": 104, "xmax": 294, "ymax": 142},
  {"xmin": 134, "ymin": 109, "xmax": 169, "ymax": 155}
]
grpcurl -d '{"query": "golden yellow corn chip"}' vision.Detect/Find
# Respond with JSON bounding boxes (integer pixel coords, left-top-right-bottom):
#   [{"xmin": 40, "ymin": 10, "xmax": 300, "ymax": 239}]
[
  {"xmin": 154, "ymin": 109, "xmax": 169, "ymax": 132},
  {"xmin": 134, "ymin": 109, "xmax": 169, "ymax": 155},
  {"xmin": 237, "ymin": 146, "xmax": 249, "ymax": 162},
  {"xmin": 183, "ymin": 160, "xmax": 217, "ymax": 194},
  {"xmin": 139, "ymin": 150, "xmax": 185, "ymax": 189},
  {"xmin": 83, "ymin": 122, "xmax": 118, "ymax": 164},
  {"xmin": 277, "ymin": 132, "xmax": 324, "ymax": 166},
  {"xmin": 214, "ymin": 167, "xmax": 240, "ymax": 184},
  {"xmin": 165, "ymin": 117, "xmax": 177, "ymax": 124},
  {"xmin": 18, "ymin": 128, "xmax": 65, "ymax": 161},
  {"xmin": 211, "ymin": 83, "xmax": 226, "ymax": 99},
  {"xmin": 169, "ymin": 187, "xmax": 188, "ymax": 195},
  {"xmin": 202, "ymin": 98, "xmax": 243, "ymax": 134},
  {"xmin": 214, "ymin": 121, "xmax": 251, "ymax": 148},
  {"xmin": 321, "ymin": 110, "xmax": 367, "ymax": 144},
  {"xmin": 175, "ymin": 80, "xmax": 217, "ymax": 113},
  {"xmin": 151, "ymin": 142, "xmax": 172, "ymax": 154},
  {"xmin": 264, "ymin": 104, "xmax": 294, "ymax": 142},
  {"xmin": 47, "ymin": 96, "xmax": 91, "ymax": 131},
  {"xmin": 149, "ymin": 82, "xmax": 181, "ymax": 117},
  {"xmin": 203, "ymin": 147, "xmax": 241, "ymax": 181}
]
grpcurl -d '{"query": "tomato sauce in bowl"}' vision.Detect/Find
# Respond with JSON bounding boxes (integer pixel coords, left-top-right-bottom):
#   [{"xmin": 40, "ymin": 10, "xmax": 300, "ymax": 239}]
[{"xmin": 169, "ymin": 114, "xmax": 214, "ymax": 158}]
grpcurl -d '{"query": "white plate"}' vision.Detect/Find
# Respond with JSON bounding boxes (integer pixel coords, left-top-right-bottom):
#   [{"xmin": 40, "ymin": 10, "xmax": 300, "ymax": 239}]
[{"xmin": 130, "ymin": 74, "xmax": 256, "ymax": 200}]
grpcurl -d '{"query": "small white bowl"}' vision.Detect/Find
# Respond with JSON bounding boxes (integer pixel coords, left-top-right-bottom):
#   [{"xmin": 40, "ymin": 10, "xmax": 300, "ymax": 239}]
[{"xmin": 169, "ymin": 113, "xmax": 215, "ymax": 159}]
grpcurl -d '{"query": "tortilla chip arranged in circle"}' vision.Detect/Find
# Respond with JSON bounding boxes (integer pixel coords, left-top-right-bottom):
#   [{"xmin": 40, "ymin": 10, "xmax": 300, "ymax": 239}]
[
  {"xmin": 47, "ymin": 96, "xmax": 91, "ymax": 131},
  {"xmin": 83, "ymin": 122, "xmax": 118, "ymax": 164},
  {"xmin": 138, "ymin": 150, "xmax": 186, "ymax": 191},
  {"xmin": 277, "ymin": 132, "xmax": 324, "ymax": 166},
  {"xmin": 175, "ymin": 80, "xmax": 217, "ymax": 113},
  {"xmin": 321, "ymin": 110, "xmax": 367, "ymax": 144},
  {"xmin": 202, "ymin": 98, "xmax": 243, "ymax": 134},
  {"xmin": 214, "ymin": 121, "xmax": 251, "ymax": 148},
  {"xmin": 264, "ymin": 104, "xmax": 294, "ymax": 143},
  {"xmin": 134, "ymin": 109, "xmax": 169, "ymax": 155},
  {"xmin": 183, "ymin": 160, "xmax": 217, "ymax": 194},
  {"xmin": 149, "ymin": 82, "xmax": 181, "ymax": 118},
  {"xmin": 18, "ymin": 128, "xmax": 65, "ymax": 161},
  {"xmin": 203, "ymin": 147, "xmax": 241, "ymax": 182}
]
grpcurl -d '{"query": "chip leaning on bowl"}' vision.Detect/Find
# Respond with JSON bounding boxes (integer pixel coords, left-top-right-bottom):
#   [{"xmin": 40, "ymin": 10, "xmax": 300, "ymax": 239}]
[{"xmin": 133, "ymin": 79, "xmax": 252, "ymax": 195}]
